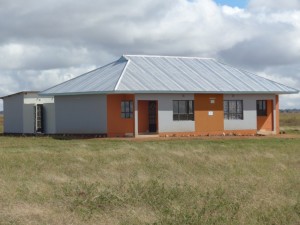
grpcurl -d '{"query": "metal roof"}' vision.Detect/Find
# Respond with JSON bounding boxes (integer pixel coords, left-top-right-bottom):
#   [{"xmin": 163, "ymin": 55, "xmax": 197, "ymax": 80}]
[
  {"xmin": 40, "ymin": 55, "xmax": 299, "ymax": 95},
  {"xmin": 0, "ymin": 91, "xmax": 39, "ymax": 99}
]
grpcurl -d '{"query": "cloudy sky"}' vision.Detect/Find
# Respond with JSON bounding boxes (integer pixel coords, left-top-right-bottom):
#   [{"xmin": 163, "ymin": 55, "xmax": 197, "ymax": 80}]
[{"xmin": 0, "ymin": 0, "xmax": 299, "ymax": 110}]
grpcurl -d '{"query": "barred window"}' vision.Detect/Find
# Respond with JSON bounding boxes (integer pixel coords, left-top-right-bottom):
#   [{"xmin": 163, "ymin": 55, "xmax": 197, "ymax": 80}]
[
  {"xmin": 173, "ymin": 100, "xmax": 194, "ymax": 121},
  {"xmin": 257, "ymin": 100, "xmax": 267, "ymax": 116},
  {"xmin": 224, "ymin": 100, "xmax": 243, "ymax": 120},
  {"xmin": 121, "ymin": 101, "xmax": 133, "ymax": 118}
]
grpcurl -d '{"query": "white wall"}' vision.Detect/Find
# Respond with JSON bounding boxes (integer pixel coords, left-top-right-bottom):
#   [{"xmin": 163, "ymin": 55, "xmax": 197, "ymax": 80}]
[
  {"xmin": 224, "ymin": 94, "xmax": 276, "ymax": 131},
  {"xmin": 3, "ymin": 94, "xmax": 23, "ymax": 133},
  {"xmin": 23, "ymin": 104, "xmax": 35, "ymax": 133},
  {"xmin": 135, "ymin": 94, "xmax": 195, "ymax": 134},
  {"xmin": 44, "ymin": 103, "xmax": 56, "ymax": 134},
  {"xmin": 55, "ymin": 94, "xmax": 107, "ymax": 134}
]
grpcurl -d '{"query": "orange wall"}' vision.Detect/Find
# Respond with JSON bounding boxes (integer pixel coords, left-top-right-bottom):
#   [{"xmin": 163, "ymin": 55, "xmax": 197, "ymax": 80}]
[
  {"xmin": 195, "ymin": 94, "xmax": 224, "ymax": 132},
  {"xmin": 107, "ymin": 94, "xmax": 134, "ymax": 137},
  {"xmin": 257, "ymin": 100, "xmax": 273, "ymax": 131},
  {"xmin": 138, "ymin": 101, "xmax": 149, "ymax": 133},
  {"xmin": 276, "ymin": 95, "xmax": 279, "ymax": 134}
]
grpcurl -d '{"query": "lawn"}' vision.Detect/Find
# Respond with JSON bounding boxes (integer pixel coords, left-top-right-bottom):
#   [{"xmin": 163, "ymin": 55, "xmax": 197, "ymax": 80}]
[{"xmin": 0, "ymin": 136, "xmax": 299, "ymax": 225}]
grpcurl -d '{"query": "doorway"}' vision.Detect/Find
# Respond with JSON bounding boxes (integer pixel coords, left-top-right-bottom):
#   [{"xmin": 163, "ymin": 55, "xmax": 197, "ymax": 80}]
[
  {"xmin": 148, "ymin": 101, "xmax": 157, "ymax": 132},
  {"xmin": 138, "ymin": 100, "xmax": 158, "ymax": 134},
  {"xmin": 256, "ymin": 100, "xmax": 273, "ymax": 131}
]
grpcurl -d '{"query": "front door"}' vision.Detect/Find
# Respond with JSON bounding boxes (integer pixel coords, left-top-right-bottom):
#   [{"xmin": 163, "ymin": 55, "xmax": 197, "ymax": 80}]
[{"xmin": 148, "ymin": 101, "xmax": 157, "ymax": 132}]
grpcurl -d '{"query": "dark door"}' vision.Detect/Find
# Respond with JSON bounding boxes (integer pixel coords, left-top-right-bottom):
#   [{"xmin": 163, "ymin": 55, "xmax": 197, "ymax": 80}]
[{"xmin": 148, "ymin": 101, "xmax": 157, "ymax": 133}]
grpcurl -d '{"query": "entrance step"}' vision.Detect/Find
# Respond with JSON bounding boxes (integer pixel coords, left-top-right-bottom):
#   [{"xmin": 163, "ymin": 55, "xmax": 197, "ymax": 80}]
[{"xmin": 257, "ymin": 130, "xmax": 276, "ymax": 136}]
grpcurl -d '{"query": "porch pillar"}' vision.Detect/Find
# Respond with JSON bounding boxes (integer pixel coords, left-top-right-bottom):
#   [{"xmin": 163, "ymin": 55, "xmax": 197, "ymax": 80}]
[{"xmin": 134, "ymin": 98, "xmax": 138, "ymax": 137}]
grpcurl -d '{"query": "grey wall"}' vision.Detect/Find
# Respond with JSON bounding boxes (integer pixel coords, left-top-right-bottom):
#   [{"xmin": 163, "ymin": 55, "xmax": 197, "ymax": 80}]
[
  {"xmin": 55, "ymin": 95, "xmax": 107, "ymax": 134},
  {"xmin": 3, "ymin": 94, "xmax": 23, "ymax": 133},
  {"xmin": 135, "ymin": 94, "xmax": 195, "ymax": 134},
  {"xmin": 44, "ymin": 103, "xmax": 56, "ymax": 134},
  {"xmin": 224, "ymin": 94, "xmax": 276, "ymax": 131},
  {"xmin": 23, "ymin": 104, "xmax": 35, "ymax": 133}
]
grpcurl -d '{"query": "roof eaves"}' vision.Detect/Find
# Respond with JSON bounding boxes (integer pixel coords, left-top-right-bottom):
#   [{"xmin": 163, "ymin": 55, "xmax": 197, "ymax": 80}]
[{"xmin": 0, "ymin": 91, "xmax": 39, "ymax": 99}]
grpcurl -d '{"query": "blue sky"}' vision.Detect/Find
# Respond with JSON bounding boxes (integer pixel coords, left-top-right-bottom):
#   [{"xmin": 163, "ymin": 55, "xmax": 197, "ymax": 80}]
[{"xmin": 214, "ymin": 0, "xmax": 248, "ymax": 8}]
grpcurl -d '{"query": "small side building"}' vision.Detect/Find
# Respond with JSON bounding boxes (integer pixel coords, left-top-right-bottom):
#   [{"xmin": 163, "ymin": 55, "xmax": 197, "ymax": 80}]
[{"xmin": 0, "ymin": 91, "xmax": 55, "ymax": 134}]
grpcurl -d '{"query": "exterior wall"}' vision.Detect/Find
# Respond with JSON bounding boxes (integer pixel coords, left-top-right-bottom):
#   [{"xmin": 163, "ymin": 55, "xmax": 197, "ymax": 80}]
[
  {"xmin": 24, "ymin": 95, "xmax": 54, "ymax": 104},
  {"xmin": 107, "ymin": 94, "xmax": 135, "ymax": 137},
  {"xmin": 276, "ymin": 95, "xmax": 279, "ymax": 134},
  {"xmin": 135, "ymin": 94, "xmax": 195, "ymax": 135},
  {"xmin": 3, "ymin": 94, "xmax": 23, "ymax": 133},
  {"xmin": 224, "ymin": 94, "xmax": 276, "ymax": 131},
  {"xmin": 195, "ymin": 94, "xmax": 224, "ymax": 132},
  {"xmin": 44, "ymin": 103, "xmax": 56, "ymax": 134},
  {"xmin": 257, "ymin": 100, "xmax": 273, "ymax": 131},
  {"xmin": 23, "ymin": 104, "xmax": 35, "ymax": 133},
  {"xmin": 55, "ymin": 95, "xmax": 107, "ymax": 134}
]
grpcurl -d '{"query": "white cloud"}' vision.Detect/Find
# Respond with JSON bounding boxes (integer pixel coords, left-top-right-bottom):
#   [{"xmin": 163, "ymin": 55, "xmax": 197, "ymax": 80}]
[
  {"xmin": 0, "ymin": 0, "xmax": 299, "ymax": 110},
  {"xmin": 248, "ymin": 0, "xmax": 300, "ymax": 11}
]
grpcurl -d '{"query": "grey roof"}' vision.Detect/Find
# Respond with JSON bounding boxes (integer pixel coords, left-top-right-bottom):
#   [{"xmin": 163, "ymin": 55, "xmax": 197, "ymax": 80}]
[
  {"xmin": 40, "ymin": 55, "xmax": 299, "ymax": 95},
  {"xmin": 0, "ymin": 91, "xmax": 39, "ymax": 99}
]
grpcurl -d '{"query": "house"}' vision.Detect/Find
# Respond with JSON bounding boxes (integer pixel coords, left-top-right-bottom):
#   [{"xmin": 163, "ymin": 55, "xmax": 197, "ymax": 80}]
[{"xmin": 1, "ymin": 55, "xmax": 299, "ymax": 137}]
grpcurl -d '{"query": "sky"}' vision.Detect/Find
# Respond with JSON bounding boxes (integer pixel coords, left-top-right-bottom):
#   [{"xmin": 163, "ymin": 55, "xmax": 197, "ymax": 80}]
[{"xmin": 0, "ymin": 0, "xmax": 299, "ymax": 110}]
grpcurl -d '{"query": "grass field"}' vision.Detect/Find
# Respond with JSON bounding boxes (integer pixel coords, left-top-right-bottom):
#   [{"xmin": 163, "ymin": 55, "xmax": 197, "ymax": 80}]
[
  {"xmin": 0, "ymin": 115, "xmax": 3, "ymax": 133},
  {"xmin": 0, "ymin": 137, "xmax": 299, "ymax": 224},
  {"xmin": 280, "ymin": 112, "xmax": 300, "ymax": 134},
  {"xmin": 0, "ymin": 114, "xmax": 299, "ymax": 224}
]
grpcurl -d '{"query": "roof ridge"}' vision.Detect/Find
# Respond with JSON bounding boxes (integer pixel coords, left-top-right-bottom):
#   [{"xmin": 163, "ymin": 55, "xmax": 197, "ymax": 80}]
[
  {"xmin": 114, "ymin": 56, "xmax": 130, "ymax": 90},
  {"xmin": 124, "ymin": 54, "xmax": 214, "ymax": 60}
]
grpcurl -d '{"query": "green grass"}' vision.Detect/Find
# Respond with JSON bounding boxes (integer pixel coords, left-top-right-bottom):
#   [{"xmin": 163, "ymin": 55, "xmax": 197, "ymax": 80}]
[{"xmin": 0, "ymin": 136, "xmax": 299, "ymax": 225}]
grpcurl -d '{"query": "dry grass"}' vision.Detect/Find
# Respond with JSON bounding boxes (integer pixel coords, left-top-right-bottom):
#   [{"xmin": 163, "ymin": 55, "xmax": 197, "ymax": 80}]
[
  {"xmin": 0, "ymin": 136, "xmax": 299, "ymax": 225},
  {"xmin": 280, "ymin": 112, "xmax": 300, "ymax": 134},
  {"xmin": 0, "ymin": 115, "xmax": 3, "ymax": 133}
]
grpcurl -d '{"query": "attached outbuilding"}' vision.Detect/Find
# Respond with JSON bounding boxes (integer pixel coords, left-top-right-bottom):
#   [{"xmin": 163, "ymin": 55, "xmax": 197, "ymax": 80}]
[
  {"xmin": 1, "ymin": 55, "xmax": 299, "ymax": 137},
  {"xmin": 0, "ymin": 91, "xmax": 55, "ymax": 134}
]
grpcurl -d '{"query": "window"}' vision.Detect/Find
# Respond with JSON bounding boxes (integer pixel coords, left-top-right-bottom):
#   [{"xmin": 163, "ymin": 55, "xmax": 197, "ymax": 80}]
[
  {"xmin": 257, "ymin": 100, "xmax": 267, "ymax": 116},
  {"xmin": 224, "ymin": 100, "xmax": 243, "ymax": 120},
  {"xmin": 173, "ymin": 100, "xmax": 194, "ymax": 121},
  {"xmin": 121, "ymin": 101, "xmax": 133, "ymax": 118}
]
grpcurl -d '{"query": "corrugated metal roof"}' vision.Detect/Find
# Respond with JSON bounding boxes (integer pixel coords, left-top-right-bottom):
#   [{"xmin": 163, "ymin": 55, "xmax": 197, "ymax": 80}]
[
  {"xmin": 0, "ymin": 91, "xmax": 39, "ymax": 99},
  {"xmin": 41, "ymin": 58, "xmax": 127, "ymax": 95},
  {"xmin": 40, "ymin": 55, "xmax": 299, "ymax": 95}
]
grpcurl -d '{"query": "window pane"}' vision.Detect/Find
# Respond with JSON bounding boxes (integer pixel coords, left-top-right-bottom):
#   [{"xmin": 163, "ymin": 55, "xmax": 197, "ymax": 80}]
[
  {"xmin": 125, "ymin": 101, "xmax": 129, "ymax": 112},
  {"xmin": 173, "ymin": 101, "xmax": 178, "ymax": 114},
  {"xmin": 173, "ymin": 114, "xmax": 179, "ymax": 120},
  {"xmin": 224, "ymin": 101, "xmax": 228, "ymax": 113},
  {"xmin": 237, "ymin": 101, "xmax": 242, "ymax": 113},
  {"xmin": 179, "ymin": 101, "xmax": 187, "ymax": 114},
  {"xmin": 237, "ymin": 113, "xmax": 243, "ymax": 120},
  {"xmin": 179, "ymin": 114, "xmax": 187, "ymax": 120},
  {"xmin": 229, "ymin": 101, "xmax": 236, "ymax": 113},
  {"xmin": 121, "ymin": 102, "xmax": 125, "ymax": 112},
  {"xmin": 121, "ymin": 113, "xmax": 125, "ymax": 118},
  {"xmin": 130, "ymin": 101, "xmax": 133, "ymax": 112},
  {"xmin": 224, "ymin": 113, "xmax": 229, "ymax": 120},
  {"xmin": 189, "ymin": 101, "xmax": 194, "ymax": 114}
]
